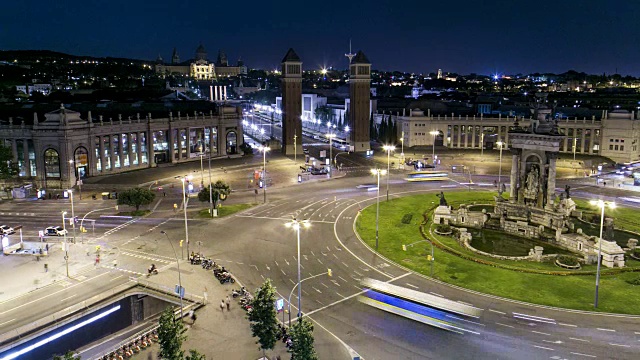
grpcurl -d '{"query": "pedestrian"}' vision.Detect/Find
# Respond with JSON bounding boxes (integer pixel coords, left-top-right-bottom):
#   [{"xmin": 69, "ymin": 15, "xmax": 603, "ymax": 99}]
[
  {"xmin": 163, "ymin": 192, "xmax": 166, "ymax": 197},
  {"xmin": 225, "ymin": 296, "xmax": 231, "ymax": 310},
  {"xmin": 45, "ymin": 244, "xmax": 49, "ymax": 252},
  {"xmin": 190, "ymin": 310, "xmax": 197, "ymax": 323},
  {"xmin": 603, "ymin": 181, "xmax": 607, "ymax": 187},
  {"xmin": 220, "ymin": 299, "xmax": 225, "ymax": 312},
  {"xmin": 113, "ymin": 259, "xmax": 117, "ymax": 267},
  {"xmin": 95, "ymin": 255, "xmax": 100, "ymax": 266}
]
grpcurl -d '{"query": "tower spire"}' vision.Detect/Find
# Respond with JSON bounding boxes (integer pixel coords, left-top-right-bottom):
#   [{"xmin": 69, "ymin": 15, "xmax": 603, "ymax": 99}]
[{"xmin": 345, "ymin": 39, "xmax": 356, "ymax": 64}]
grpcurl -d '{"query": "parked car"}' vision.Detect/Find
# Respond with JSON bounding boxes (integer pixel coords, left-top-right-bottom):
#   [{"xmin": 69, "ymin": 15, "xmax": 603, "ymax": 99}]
[
  {"xmin": 0, "ymin": 225, "xmax": 15, "ymax": 235},
  {"xmin": 45, "ymin": 226, "xmax": 68, "ymax": 236}
]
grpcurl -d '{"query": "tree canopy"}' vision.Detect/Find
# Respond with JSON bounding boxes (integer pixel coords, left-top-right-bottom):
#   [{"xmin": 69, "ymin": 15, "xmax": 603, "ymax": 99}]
[
  {"xmin": 157, "ymin": 307, "xmax": 186, "ymax": 360},
  {"xmin": 197, "ymin": 180, "xmax": 231, "ymax": 208},
  {"xmin": 290, "ymin": 317, "xmax": 318, "ymax": 360},
  {"xmin": 0, "ymin": 144, "xmax": 18, "ymax": 180},
  {"xmin": 117, "ymin": 187, "xmax": 156, "ymax": 211},
  {"xmin": 248, "ymin": 279, "xmax": 279, "ymax": 357}
]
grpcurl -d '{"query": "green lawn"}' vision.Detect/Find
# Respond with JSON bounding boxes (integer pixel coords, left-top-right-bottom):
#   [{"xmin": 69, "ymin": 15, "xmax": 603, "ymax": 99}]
[
  {"xmin": 356, "ymin": 190, "xmax": 640, "ymax": 314},
  {"xmin": 196, "ymin": 203, "xmax": 255, "ymax": 218}
]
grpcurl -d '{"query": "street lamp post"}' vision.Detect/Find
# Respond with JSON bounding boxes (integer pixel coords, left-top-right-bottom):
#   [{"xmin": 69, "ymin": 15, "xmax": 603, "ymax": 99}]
[
  {"xmin": 480, "ymin": 133, "xmax": 485, "ymax": 158},
  {"xmin": 258, "ymin": 146, "xmax": 270, "ymax": 203},
  {"xmin": 382, "ymin": 145, "xmax": 395, "ymax": 201},
  {"xmin": 590, "ymin": 199, "xmax": 616, "ymax": 308},
  {"xmin": 200, "ymin": 154, "xmax": 204, "ymax": 187},
  {"xmin": 208, "ymin": 151, "xmax": 214, "ymax": 218},
  {"xmin": 326, "ymin": 133, "xmax": 336, "ymax": 178},
  {"xmin": 293, "ymin": 134, "xmax": 297, "ymax": 164},
  {"xmin": 285, "ymin": 218, "xmax": 310, "ymax": 319},
  {"xmin": 287, "ymin": 271, "xmax": 326, "ymax": 326},
  {"xmin": 497, "ymin": 141, "xmax": 504, "ymax": 194},
  {"xmin": 430, "ymin": 131, "xmax": 439, "ymax": 169},
  {"xmin": 371, "ymin": 169, "xmax": 387, "ymax": 249},
  {"xmin": 62, "ymin": 211, "xmax": 69, "ymax": 277},
  {"xmin": 179, "ymin": 176, "xmax": 191, "ymax": 259},
  {"xmin": 160, "ymin": 231, "xmax": 184, "ymax": 319},
  {"xmin": 400, "ymin": 131, "xmax": 404, "ymax": 170},
  {"xmin": 573, "ymin": 137, "xmax": 578, "ymax": 161},
  {"xmin": 68, "ymin": 189, "xmax": 76, "ymax": 243}
]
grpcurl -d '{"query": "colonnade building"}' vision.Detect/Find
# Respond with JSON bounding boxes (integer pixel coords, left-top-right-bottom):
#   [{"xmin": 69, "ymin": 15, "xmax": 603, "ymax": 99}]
[
  {"xmin": 0, "ymin": 102, "xmax": 243, "ymax": 189},
  {"xmin": 377, "ymin": 109, "xmax": 640, "ymax": 163}
]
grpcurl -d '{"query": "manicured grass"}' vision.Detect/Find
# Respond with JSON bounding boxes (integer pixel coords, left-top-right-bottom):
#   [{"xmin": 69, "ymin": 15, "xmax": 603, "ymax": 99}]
[
  {"xmin": 196, "ymin": 203, "xmax": 255, "ymax": 218},
  {"xmin": 356, "ymin": 190, "xmax": 640, "ymax": 314}
]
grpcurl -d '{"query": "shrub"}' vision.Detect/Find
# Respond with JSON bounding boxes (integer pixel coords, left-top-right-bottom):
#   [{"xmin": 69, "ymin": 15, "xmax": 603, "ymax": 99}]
[
  {"xmin": 634, "ymin": 249, "xmax": 640, "ymax": 257},
  {"xmin": 556, "ymin": 255, "xmax": 579, "ymax": 266},
  {"xmin": 436, "ymin": 224, "xmax": 451, "ymax": 233},
  {"xmin": 401, "ymin": 214, "xmax": 413, "ymax": 224},
  {"xmin": 626, "ymin": 277, "xmax": 640, "ymax": 286}
]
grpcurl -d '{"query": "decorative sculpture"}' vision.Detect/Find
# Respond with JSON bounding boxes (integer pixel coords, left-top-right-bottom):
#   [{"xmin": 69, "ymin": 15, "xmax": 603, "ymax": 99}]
[
  {"xmin": 437, "ymin": 191, "xmax": 448, "ymax": 206},
  {"xmin": 564, "ymin": 185, "xmax": 571, "ymax": 199},
  {"xmin": 524, "ymin": 166, "xmax": 540, "ymax": 204}
]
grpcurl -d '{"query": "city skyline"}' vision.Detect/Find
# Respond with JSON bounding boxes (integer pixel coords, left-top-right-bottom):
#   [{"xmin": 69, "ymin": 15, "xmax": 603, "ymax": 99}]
[{"xmin": 2, "ymin": 0, "xmax": 640, "ymax": 75}]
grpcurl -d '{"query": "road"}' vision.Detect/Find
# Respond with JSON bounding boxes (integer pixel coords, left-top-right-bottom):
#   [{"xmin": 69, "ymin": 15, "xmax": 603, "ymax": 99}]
[{"xmin": 1, "ymin": 152, "xmax": 640, "ymax": 359}]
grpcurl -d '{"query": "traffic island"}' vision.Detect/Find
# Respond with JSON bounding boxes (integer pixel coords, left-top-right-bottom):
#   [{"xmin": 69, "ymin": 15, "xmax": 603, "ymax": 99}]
[{"xmin": 355, "ymin": 190, "xmax": 640, "ymax": 314}]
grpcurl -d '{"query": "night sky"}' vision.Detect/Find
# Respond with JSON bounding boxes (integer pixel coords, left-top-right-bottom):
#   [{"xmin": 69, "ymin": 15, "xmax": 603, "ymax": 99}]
[{"xmin": 2, "ymin": 0, "xmax": 640, "ymax": 75}]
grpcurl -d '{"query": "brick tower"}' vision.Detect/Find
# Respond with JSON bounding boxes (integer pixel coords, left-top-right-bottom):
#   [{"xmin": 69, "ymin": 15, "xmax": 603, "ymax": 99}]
[
  {"xmin": 281, "ymin": 48, "xmax": 303, "ymax": 155},
  {"xmin": 349, "ymin": 50, "xmax": 371, "ymax": 152}
]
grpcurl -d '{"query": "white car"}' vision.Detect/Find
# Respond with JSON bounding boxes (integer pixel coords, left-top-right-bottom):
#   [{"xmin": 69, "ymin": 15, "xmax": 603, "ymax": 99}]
[
  {"xmin": 0, "ymin": 225, "xmax": 15, "ymax": 235},
  {"xmin": 45, "ymin": 226, "xmax": 68, "ymax": 236}
]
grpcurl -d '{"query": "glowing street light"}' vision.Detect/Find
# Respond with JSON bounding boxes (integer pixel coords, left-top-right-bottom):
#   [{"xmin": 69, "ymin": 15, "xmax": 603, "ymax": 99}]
[
  {"xmin": 178, "ymin": 175, "xmax": 192, "ymax": 258},
  {"xmin": 371, "ymin": 168, "xmax": 387, "ymax": 250},
  {"xmin": 285, "ymin": 218, "xmax": 310, "ymax": 318},
  {"xmin": 258, "ymin": 145, "xmax": 270, "ymax": 203},
  {"xmin": 382, "ymin": 145, "xmax": 395, "ymax": 201},
  {"xmin": 497, "ymin": 141, "xmax": 504, "ymax": 194},
  {"xmin": 326, "ymin": 133, "xmax": 336, "ymax": 178},
  {"xmin": 589, "ymin": 199, "xmax": 616, "ymax": 308}
]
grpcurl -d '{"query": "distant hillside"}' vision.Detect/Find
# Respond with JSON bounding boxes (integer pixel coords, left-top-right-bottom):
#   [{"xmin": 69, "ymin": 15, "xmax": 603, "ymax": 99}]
[{"xmin": 0, "ymin": 50, "xmax": 148, "ymax": 63}]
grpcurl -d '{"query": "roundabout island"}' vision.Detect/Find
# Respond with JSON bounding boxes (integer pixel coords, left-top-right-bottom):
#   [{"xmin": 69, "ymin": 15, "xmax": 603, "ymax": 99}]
[{"xmin": 355, "ymin": 189, "xmax": 640, "ymax": 315}]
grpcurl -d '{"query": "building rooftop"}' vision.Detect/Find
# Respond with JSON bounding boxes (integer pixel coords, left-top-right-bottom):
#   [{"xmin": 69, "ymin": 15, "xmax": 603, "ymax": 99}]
[
  {"xmin": 281, "ymin": 48, "xmax": 301, "ymax": 63},
  {"xmin": 351, "ymin": 50, "xmax": 370, "ymax": 64}
]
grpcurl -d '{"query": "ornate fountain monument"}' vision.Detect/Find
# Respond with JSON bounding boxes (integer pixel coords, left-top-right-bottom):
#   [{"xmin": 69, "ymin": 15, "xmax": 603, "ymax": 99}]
[{"xmin": 434, "ymin": 93, "xmax": 627, "ymax": 267}]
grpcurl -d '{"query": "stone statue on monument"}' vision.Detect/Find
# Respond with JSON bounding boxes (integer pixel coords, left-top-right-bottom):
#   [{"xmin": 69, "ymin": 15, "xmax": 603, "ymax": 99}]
[
  {"xmin": 524, "ymin": 165, "xmax": 540, "ymax": 204},
  {"xmin": 437, "ymin": 191, "xmax": 448, "ymax": 206},
  {"xmin": 564, "ymin": 185, "xmax": 571, "ymax": 199}
]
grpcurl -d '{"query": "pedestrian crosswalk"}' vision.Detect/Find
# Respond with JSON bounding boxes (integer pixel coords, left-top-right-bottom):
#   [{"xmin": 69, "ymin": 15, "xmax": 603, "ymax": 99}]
[{"xmin": 120, "ymin": 250, "xmax": 173, "ymax": 264}]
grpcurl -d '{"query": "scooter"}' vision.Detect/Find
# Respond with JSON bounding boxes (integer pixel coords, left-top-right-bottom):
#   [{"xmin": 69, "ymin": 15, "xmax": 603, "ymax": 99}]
[{"xmin": 147, "ymin": 264, "xmax": 159, "ymax": 276}]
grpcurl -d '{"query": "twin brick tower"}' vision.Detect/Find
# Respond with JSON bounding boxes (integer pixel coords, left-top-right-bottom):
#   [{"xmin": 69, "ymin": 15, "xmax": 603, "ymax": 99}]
[{"xmin": 280, "ymin": 48, "xmax": 371, "ymax": 155}]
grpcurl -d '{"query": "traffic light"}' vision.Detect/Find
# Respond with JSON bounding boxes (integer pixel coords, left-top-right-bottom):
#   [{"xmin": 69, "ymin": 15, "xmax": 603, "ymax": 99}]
[{"xmin": 327, "ymin": 268, "xmax": 332, "ymax": 277}]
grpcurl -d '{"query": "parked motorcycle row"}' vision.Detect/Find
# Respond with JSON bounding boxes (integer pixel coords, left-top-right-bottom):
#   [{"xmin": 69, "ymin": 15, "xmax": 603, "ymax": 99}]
[
  {"xmin": 100, "ymin": 330, "xmax": 158, "ymax": 360},
  {"xmin": 190, "ymin": 252, "xmax": 236, "ymax": 284}
]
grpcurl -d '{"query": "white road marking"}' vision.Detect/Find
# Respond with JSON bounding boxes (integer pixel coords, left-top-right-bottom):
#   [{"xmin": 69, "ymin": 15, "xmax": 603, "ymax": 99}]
[
  {"xmin": 285, "ymin": 259, "xmax": 290, "ymax": 266},
  {"xmin": 260, "ymin": 274, "xmax": 265, "ymax": 280},
  {"xmin": 532, "ymin": 345, "xmax": 554, "ymax": 351},
  {"xmin": 60, "ymin": 295, "xmax": 75, "ymax": 302},
  {"xmin": 333, "ymin": 254, "xmax": 339, "ymax": 259},
  {"xmin": 570, "ymin": 353, "xmax": 596, "ymax": 358},
  {"xmin": 353, "ymin": 270, "xmax": 362, "ymax": 277},
  {"xmin": 429, "ymin": 292, "xmax": 443, "ymax": 297},
  {"xmin": 281, "ymin": 269, "xmax": 286, "ymax": 276},
  {"xmin": 0, "ymin": 319, "xmax": 15, "ymax": 326},
  {"xmin": 496, "ymin": 323, "xmax": 514, "ymax": 329},
  {"xmin": 445, "ymin": 315, "xmax": 485, "ymax": 327},
  {"xmin": 532, "ymin": 330, "xmax": 551, "ymax": 336},
  {"xmin": 311, "ymin": 251, "xmax": 315, "ymax": 256},
  {"xmin": 513, "ymin": 312, "xmax": 556, "ymax": 324},
  {"xmin": 274, "ymin": 260, "xmax": 279, "ymax": 266},
  {"xmin": 317, "ymin": 258, "xmax": 324, "ymax": 265},
  {"xmin": 569, "ymin": 337, "xmax": 590, "ymax": 343},
  {"xmin": 597, "ymin": 328, "xmax": 615, "ymax": 332},
  {"xmin": 558, "ymin": 323, "xmax": 577, "ymax": 327},
  {"xmin": 336, "ymin": 292, "xmax": 345, "ymax": 298},
  {"xmin": 609, "ymin": 343, "xmax": 630, "ymax": 348},
  {"xmin": 289, "ymin": 279, "xmax": 295, "ymax": 285},
  {"xmin": 302, "ymin": 290, "xmax": 309, "ymax": 295},
  {"xmin": 489, "ymin": 309, "xmax": 506, "ymax": 315},
  {"xmin": 235, "ymin": 262, "xmax": 244, "ymax": 265},
  {"xmin": 303, "ymin": 255, "xmax": 308, "ymax": 260},
  {"xmin": 266, "ymin": 265, "xmax": 271, "ymax": 271},
  {"xmin": 341, "ymin": 262, "xmax": 349, "ymax": 268},
  {"xmin": 110, "ymin": 275, "xmax": 124, "ymax": 282},
  {"xmin": 251, "ymin": 265, "xmax": 259, "ymax": 271},
  {"xmin": 320, "ymin": 283, "xmax": 329, "ymax": 289},
  {"xmin": 338, "ymin": 276, "xmax": 348, "ymax": 283},
  {"xmin": 542, "ymin": 340, "xmax": 563, "ymax": 344},
  {"xmin": 405, "ymin": 283, "xmax": 419, "ymax": 289}
]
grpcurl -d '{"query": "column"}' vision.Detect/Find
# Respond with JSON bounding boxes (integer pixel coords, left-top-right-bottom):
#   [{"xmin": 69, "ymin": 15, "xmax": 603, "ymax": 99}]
[
  {"xmin": 464, "ymin": 125, "xmax": 469, "ymax": 148},
  {"xmin": 457, "ymin": 126, "xmax": 463, "ymax": 148},
  {"xmin": 580, "ymin": 128, "xmax": 586, "ymax": 153},
  {"xmin": 186, "ymin": 128, "xmax": 192, "ymax": 159},
  {"xmin": 119, "ymin": 133, "xmax": 125, "ymax": 167},
  {"xmin": 109, "ymin": 135, "xmax": 117, "ymax": 171},
  {"xmin": 471, "ymin": 126, "xmax": 476, "ymax": 148},
  {"xmin": 99, "ymin": 136, "xmax": 105, "ymax": 172},
  {"xmin": 11, "ymin": 140, "xmax": 18, "ymax": 163},
  {"xmin": 127, "ymin": 133, "xmax": 134, "ymax": 167},
  {"xmin": 546, "ymin": 152, "xmax": 557, "ymax": 209},
  {"xmin": 146, "ymin": 131, "xmax": 154, "ymax": 167},
  {"xmin": 23, "ymin": 140, "xmax": 30, "ymax": 177},
  {"xmin": 168, "ymin": 127, "xmax": 175, "ymax": 163},
  {"xmin": 178, "ymin": 129, "xmax": 183, "ymax": 160},
  {"xmin": 209, "ymin": 127, "xmax": 214, "ymax": 156},
  {"xmin": 218, "ymin": 126, "xmax": 227, "ymax": 156},
  {"xmin": 504, "ymin": 127, "xmax": 509, "ymax": 149},
  {"xmin": 137, "ymin": 132, "xmax": 143, "ymax": 167},
  {"xmin": 509, "ymin": 149, "xmax": 520, "ymax": 202}
]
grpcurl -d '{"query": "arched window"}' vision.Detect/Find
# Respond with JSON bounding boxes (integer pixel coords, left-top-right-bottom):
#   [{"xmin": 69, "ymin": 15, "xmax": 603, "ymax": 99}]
[
  {"xmin": 44, "ymin": 148, "xmax": 60, "ymax": 178},
  {"xmin": 226, "ymin": 131, "xmax": 237, "ymax": 154},
  {"xmin": 74, "ymin": 146, "xmax": 89, "ymax": 178}
]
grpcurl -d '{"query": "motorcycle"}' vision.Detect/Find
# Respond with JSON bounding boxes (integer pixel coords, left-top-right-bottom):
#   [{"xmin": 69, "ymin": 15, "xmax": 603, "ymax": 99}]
[
  {"xmin": 219, "ymin": 273, "xmax": 235, "ymax": 284},
  {"xmin": 147, "ymin": 264, "xmax": 159, "ymax": 276}
]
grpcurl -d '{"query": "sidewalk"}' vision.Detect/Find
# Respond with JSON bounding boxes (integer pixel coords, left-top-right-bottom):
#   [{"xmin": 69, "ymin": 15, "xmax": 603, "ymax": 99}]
[{"xmin": 134, "ymin": 262, "xmax": 352, "ymax": 360}]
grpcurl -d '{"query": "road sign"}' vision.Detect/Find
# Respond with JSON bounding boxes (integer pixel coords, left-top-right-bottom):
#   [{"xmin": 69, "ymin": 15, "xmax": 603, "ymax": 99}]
[
  {"xmin": 175, "ymin": 285, "xmax": 185, "ymax": 298},
  {"xmin": 320, "ymin": 150, "xmax": 326, "ymax": 158},
  {"xmin": 276, "ymin": 298, "xmax": 284, "ymax": 312}
]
